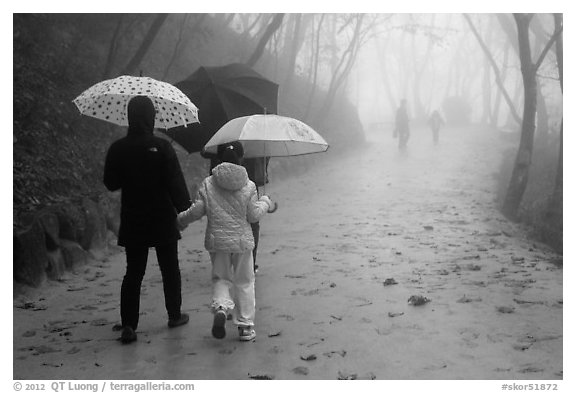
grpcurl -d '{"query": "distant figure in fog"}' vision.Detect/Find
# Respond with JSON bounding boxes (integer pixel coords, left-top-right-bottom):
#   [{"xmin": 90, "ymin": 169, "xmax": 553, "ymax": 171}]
[
  {"xmin": 103, "ymin": 95, "xmax": 192, "ymax": 345},
  {"xmin": 428, "ymin": 110, "xmax": 445, "ymax": 145},
  {"xmin": 394, "ymin": 99, "xmax": 410, "ymax": 150}
]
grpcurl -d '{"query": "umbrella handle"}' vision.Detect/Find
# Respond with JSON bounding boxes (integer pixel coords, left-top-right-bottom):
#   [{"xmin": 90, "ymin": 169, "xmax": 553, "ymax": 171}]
[{"xmin": 267, "ymin": 201, "xmax": 278, "ymax": 214}]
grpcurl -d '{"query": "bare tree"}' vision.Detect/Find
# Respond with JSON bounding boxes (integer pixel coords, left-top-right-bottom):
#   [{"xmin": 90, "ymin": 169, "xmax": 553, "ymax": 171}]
[
  {"xmin": 315, "ymin": 14, "xmax": 369, "ymax": 123},
  {"xmin": 245, "ymin": 13, "xmax": 285, "ymax": 67},
  {"xmin": 102, "ymin": 15, "xmax": 125, "ymax": 79},
  {"xmin": 303, "ymin": 14, "xmax": 326, "ymax": 121},
  {"xmin": 161, "ymin": 14, "xmax": 207, "ymax": 80},
  {"xmin": 463, "ymin": 14, "xmax": 522, "ymax": 125},
  {"xmin": 548, "ymin": 13, "xmax": 563, "ymax": 222},
  {"xmin": 501, "ymin": 13, "xmax": 562, "ymax": 218},
  {"xmin": 121, "ymin": 13, "xmax": 169, "ymax": 76}
]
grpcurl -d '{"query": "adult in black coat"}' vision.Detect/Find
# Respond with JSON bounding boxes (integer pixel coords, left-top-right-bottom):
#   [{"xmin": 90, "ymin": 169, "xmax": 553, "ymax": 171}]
[{"xmin": 104, "ymin": 95, "xmax": 192, "ymax": 344}]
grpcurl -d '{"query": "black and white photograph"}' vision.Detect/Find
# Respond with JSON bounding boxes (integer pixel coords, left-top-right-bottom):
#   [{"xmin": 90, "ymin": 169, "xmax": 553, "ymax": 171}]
[{"xmin": 9, "ymin": 4, "xmax": 570, "ymax": 389}]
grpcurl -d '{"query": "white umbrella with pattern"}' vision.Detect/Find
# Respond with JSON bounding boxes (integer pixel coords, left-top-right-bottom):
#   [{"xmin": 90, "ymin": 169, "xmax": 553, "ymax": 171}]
[{"xmin": 73, "ymin": 75, "xmax": 199, "ymax": 129}]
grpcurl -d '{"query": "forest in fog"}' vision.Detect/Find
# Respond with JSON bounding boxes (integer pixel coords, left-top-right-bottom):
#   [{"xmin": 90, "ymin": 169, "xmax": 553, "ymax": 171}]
[{"xmin": 13, "ymin": 13, "xmax": 563, "ymax": 250}]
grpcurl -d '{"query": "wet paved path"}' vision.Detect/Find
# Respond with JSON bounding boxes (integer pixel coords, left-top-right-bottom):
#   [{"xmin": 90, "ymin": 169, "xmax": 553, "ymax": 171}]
[{"xmin": 13, "ymin": 125, "xmax": 562, "ymax": 380}]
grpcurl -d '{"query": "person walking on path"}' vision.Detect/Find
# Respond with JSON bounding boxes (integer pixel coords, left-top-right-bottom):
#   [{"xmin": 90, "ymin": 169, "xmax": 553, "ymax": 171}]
[
  {"xmin": 202, "ymin": 145, "xmax": 269, "ymax": 273},
  {"xmin": 103, "ymin": 95, "xmax": 192, "ymax": 344},
  {"xmin": 179, "ymin": 143, "xmax": 273, "ymax": 342},
  {"xmin": 428, "ymin": 110, "xmax": 445, "ymax": 145},
  {"xmin": 394, "ymin": 99, "xmax": 410, "ymax": 150}
]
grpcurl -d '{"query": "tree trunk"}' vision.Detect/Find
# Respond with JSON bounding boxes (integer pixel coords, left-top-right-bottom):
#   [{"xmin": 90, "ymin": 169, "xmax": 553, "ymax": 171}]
[
  {"xmin": 245, "ymin": 13, "xmax": 285, "ymax": 68},
  {"xmin": 502, "ymin": 14, "xmax": 537, "ymax": 219},
  {"xmin": 102, "ymin": 15, "xmax": 125, "ymax": 79},
  {"xmin": 463, "ymin": 14, "xmax": 522, "ymax": 125},
  {"xmin": 502, "ymin": 13, "xmax": 562, "ymax": 218},
  {"xmin": 548, "ymin": 13, "xmax": 563, "ymax": 223},
  {"xmin": 303, "ymin": 14, "xmax": 326, "ymax": 122},
  {"xmin": 491, "ymin": 41, "xmax": 510, "ymax": 128},
  {"xmin": 282, "ymin": 14, "xmax": 304, "ymax": 97},
  {"xmin": 121, "ymin": 14, "xmax": 169, "ymax": 76},
  {"xmin": 315, "ymin": 15, "xmax": 364, "ymax": 124}
]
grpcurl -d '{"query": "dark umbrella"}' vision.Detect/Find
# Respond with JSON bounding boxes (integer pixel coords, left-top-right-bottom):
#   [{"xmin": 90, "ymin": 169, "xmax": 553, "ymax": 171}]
[{"xmin": 160, "ymin": 63, "xmax": 279, "ymax": 154}]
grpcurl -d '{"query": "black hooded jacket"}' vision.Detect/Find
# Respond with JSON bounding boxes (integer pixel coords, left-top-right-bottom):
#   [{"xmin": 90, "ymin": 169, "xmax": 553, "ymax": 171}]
[{"xmin": 103, "ymin": 96, "xmax": 191, "ymax": 247}]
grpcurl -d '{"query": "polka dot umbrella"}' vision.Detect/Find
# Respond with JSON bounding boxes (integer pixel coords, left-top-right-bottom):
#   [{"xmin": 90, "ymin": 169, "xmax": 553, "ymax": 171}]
[{"xmin": 72, "ymin": 75, "xmax": 199, "ymax": 129}]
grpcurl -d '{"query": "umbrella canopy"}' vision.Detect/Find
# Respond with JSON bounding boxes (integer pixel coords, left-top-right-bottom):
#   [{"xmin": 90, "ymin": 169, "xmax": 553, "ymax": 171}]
[
  {"xmin": 203, "ymin": 114, "xmax": 329, "ymax": 158},
  {"xmin": 73, "ymin": 75, "xmax": 199, "ymax": 129},
  {"xmin": 159, "ymin": 63, "xmax": 279, "ymax": 153}
]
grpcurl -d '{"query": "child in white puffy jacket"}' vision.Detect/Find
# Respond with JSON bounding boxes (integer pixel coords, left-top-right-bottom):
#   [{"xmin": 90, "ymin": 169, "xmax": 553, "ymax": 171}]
[{"xmin": 178, "ymin": 142, "xmax": 273, "ymax": 341}]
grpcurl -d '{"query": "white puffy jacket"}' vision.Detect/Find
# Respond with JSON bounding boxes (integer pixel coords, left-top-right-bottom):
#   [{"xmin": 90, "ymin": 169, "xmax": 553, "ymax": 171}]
[{"xmin": 178, "ymin": 162, "xmax": 271, "ymax": 253}]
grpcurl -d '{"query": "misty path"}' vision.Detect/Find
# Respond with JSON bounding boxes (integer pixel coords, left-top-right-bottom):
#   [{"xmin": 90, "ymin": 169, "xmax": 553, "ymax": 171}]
[{"xmin": 13, "ymin": 125, "xmax": 562, "ymax": 380}]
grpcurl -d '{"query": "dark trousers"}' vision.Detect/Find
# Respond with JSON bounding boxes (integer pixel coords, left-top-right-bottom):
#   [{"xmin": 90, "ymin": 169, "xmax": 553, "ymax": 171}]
[{"xmin": 121, "ymin": 242, "xmax": 182, "ymax": 330}]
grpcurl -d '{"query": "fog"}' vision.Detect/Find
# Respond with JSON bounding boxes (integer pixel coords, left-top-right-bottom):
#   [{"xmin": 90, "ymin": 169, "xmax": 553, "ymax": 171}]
[{"xmin": 339, "ymin": 14, "xmax": 562, "ymax": 132}]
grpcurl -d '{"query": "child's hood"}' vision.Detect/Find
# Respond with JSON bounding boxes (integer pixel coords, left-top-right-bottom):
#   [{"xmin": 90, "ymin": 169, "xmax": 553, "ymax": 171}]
[{"xmin": 212, "ymin": 162, "xmax": 249, "ymax": 191}]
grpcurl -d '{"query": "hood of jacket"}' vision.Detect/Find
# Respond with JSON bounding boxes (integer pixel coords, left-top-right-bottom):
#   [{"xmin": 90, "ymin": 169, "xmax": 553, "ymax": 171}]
[
  {"xmin": 127, "ymin": 95, "xmax": 155, "ymax": 136},
  {"xmin": 212, "ymin": 162, "xmax": 249, "ymax": 191}
]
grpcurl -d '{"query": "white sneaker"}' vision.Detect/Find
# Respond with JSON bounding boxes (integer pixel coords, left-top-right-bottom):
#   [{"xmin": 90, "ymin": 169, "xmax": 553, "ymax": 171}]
[{"xmin": 238, "ymin": 326, "xmax": 256, "ymax": 341}]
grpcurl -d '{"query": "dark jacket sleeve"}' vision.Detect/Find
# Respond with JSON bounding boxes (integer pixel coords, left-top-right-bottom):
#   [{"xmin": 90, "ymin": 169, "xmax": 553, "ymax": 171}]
[
  {"xmin": 103, "ymin": 143, "xmax": 122, "ymax": 191},
  {"xmin": 162, "ymin": 141, "xmax": 192, "ymax": 213}
]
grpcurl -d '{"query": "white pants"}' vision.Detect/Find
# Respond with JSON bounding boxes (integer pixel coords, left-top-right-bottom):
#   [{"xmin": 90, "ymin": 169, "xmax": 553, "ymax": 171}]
[{"xmin": 210, "ymin": 251, "xmax": 255, "ymax": 327}]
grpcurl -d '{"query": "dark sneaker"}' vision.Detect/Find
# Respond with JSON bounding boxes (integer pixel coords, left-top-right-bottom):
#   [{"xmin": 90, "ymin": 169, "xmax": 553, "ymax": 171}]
[
  {"xmin": 120, "ymin": 326, "xmax": 137, "ymax": 344},
  {"xmin": 238, "ymin": 326, "xmax": 256, "ymax": 341},
  {"xmin": 211, "ymin": 309, "xmax": 227, "ymax": 339},
  {"xmin": 168, "ymin": 313, "xmax": 189, "ymax": 328}
]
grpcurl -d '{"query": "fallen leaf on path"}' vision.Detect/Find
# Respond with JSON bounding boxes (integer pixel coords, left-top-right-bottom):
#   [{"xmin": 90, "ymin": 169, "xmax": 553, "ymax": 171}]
[
  {"xmin": 518, "ymin": 366, "xmax": 544, "ymax": 374},
  {"xmin": 33, "ymin": 345, "xmax": 62, "ymax": 355},
  {"xmin": 67, "ymin": 286, "xmax": 88, "ymax": 292},
  {"xmin": 285, "ymin": 274, "xmax": 306, "ymax": 279},
  {"xmin": 267, "ymin": 331, "xmax": 282, "ymax": 337},
  {"xmin": 457, "ymin": 295, "xmax": 482, "ymax": 303},
  {"xmin": 15, "ymin": 302, "xmax": 47, "ymax": 311},
  {"xmin": 323, "ymin": 350, "xmax": 347, "ymax": 358},
  {"xmin": 67, "ymin": 347, "xmax": 81, "ymax": 354},
  {"xmin": 512, "ymin": 343, "xmax": 532, "ymax": 351},
  {"xmin": 293, "ymin": 366, "xmax": 309, "ymax": 375},
  {"xmin": 408, "ymin": 295, "xmax": 431, "ymax": 306},
  {"xmin": 513, "ymin": 298, "xmax": 545, "ymax": 305},
  {"xmin": 248, "ymin": 373, "xmax": 274, "ymax": 380},
  {"xmin": 90, "ymin": 319, "xmax": 111, "ymax": 326},
  {"xmin": 337, "ymin": 371, "xmax": 357, "ymax": 380}
]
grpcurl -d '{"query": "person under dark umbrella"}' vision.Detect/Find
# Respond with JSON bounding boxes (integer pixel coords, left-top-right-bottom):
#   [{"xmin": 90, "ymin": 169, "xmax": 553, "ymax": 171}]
[
  {"xmin": 394, "ymin": 99, "xmax": 410, "ymax": 150},
  {"xmin": 103, "ymin": 95, "xmax": 192, "ymax": 344}
]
